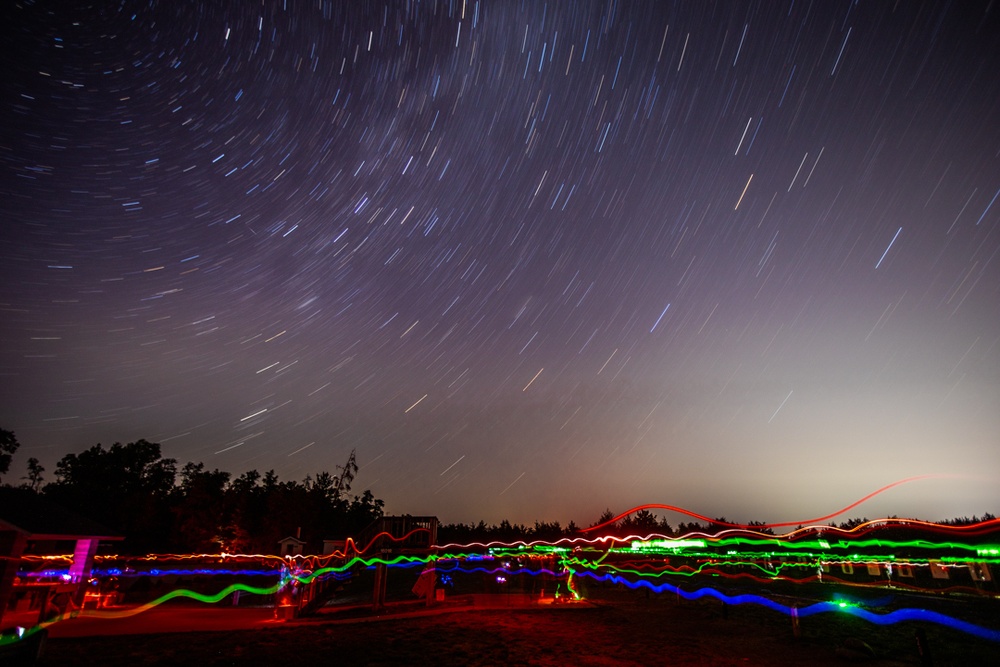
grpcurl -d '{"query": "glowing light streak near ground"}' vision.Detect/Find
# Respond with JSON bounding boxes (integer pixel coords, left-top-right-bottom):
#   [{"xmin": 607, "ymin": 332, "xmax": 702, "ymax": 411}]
[
  {"xmin": 7, "ymin": 538, "xmax": 997, "ymax": 648},
  {"xmin": 572, "ymin": 571, "xmax": 1000, "ymax": 642},
  {"xmin": 5, "ymin": 491, "xmax": 998, "ymax": 650}
]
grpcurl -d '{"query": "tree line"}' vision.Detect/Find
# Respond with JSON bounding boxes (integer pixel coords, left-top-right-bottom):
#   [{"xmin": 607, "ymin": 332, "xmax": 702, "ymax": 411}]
[
  {"xmin": 437, "ymin": 507, "xmax": 999, "ymax": 545},
  {"xmin": 438, "ymin": 509, "xmax": 682, "ymax": 544},
  {"xmin": 3, "ymin": 428, "xmax": 995, "ymax": 553},
  {"xmin": 1, "ymin": 429, "xmax": 383, "ymax": 555}
]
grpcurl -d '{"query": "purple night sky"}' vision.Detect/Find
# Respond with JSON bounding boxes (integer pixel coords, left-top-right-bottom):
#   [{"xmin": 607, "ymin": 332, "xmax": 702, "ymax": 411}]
[{"xmin": 2, "ymin": 1, "xmax": 998, "ymax": 526}]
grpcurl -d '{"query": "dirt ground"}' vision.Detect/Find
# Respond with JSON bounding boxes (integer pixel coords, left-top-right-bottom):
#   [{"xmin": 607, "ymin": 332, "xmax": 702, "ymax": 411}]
[{"xmin": 30, "ymin": 587, "xmax": 1000, "ymax": 666}]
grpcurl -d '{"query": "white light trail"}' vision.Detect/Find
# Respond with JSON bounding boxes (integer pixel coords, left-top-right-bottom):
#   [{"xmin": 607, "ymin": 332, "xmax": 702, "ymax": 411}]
[{"xmin": 875, "ymin": 227, "xmax": 902, "ymax": 269}]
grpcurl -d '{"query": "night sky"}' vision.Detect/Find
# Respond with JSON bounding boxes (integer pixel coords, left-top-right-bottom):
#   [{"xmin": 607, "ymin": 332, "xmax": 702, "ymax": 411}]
[{"xmin": 2, "ymin": 1, "xmax": 998, "ymax": 527}]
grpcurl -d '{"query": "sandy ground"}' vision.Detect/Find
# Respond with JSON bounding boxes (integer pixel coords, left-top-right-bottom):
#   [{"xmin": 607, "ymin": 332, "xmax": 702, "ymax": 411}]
[{"xmin": 23, "ymin": 586, "xmax": 1000, "ymax": 666}]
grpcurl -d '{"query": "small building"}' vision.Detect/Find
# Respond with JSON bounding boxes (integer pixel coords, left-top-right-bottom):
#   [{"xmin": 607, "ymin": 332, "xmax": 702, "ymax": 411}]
[
  {"xmin": 0, "ymin": 487, "xmax": 123, "ymax": 630},
  {"xmin": 297, "ymin": 516, "xmax": 440, "ymax": 616},
  {"xmin": 322, "ymin": 539, "xmax": 346, "ymax": 555},
  {"xmin": 358, "ymin": 516, "xmax": 439, "ymax": 611},
  {"xmin": 277, "ymin": 535, "xmax": 306, "ymax": 557}
]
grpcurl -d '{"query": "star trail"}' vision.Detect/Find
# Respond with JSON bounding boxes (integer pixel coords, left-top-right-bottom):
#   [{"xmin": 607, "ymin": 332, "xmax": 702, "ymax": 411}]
[{"xmin": 2, "ymin": 1, "xmax": 998, "ymax": 526}]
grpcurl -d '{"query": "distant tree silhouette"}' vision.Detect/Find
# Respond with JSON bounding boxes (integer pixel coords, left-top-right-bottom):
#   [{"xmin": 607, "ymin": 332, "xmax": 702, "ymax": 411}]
[
  {"xmin": 24, "ymin": 434, "xmax": 993, "ymax": 556},
  {"xmin": 45, "ymin": 439, "xmax": 178, "ymax": 552},
  {"xmin": 22, "ymin": 457, "xmax": 45, "ymax": 491},
  {"xmin": 745, "ymin": 520, "xmax": 774, "ymax": 535},
  {"xmin": 0, "ymin": 428, "xmax": 20, "ymax": 483},
  {"xmin": 941, "ymin": 513, "xmax": 996, "ymax": 526},
  {"xmin": 437, "ymin": 517, "xmax": 580, "ymax": 544},
  {"xmin": 676, "ymin": 521, "xmax": 707, "ymax": 535},
  {"xmin": 220, "ymin": 469, "xmax": 267, "ymax": 552},
  {"xmin": 532, "ymin": 520, "xmax": 563, "ymax": 541},
  {"xmin": 333, "ymin": 449, "xmax": 358, "ymax": 497},
  {"xmin": 437, "ymin": 520, "xmax": 493, "ymax": 544},
  {"xmin": 707, "ymin": 517, "xmax": 731, "ymax": 535},
  {"xmin": 591, "ymin": 508, "xmax": 620, "ymax": 534},
  {"xmin": 621, "ymin": 509, "xmax": 661, "ymax": 534},
  {"xmin": 171, "ymin": 462, "xmax": 231, "ymax": 552},
  {"xmin": 164, "ymin": 460, "xmax": 385, "ymax": 554},
  {"xmin": 496, "ymin": 519, "xmax": 530, "ymax": 542},
  {"xmin": 36, "ymin": 440, "xmax": 385, "ymax": 555},
  {"xmin": 344, "ymin": 489, "xmax": 385, "ymax": 535}
]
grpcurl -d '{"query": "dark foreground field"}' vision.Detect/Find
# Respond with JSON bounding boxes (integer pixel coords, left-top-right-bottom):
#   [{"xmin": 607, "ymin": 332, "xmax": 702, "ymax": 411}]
[{"xmin": 32, "ymin": 588, "xmax": 1000, "ymax": 666}]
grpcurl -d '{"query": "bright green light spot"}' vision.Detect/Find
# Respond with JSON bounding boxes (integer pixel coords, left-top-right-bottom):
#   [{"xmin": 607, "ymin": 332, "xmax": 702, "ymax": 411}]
[{"xmin": 630, "ymin": 539, "xmax": 706, "ymax": 551}]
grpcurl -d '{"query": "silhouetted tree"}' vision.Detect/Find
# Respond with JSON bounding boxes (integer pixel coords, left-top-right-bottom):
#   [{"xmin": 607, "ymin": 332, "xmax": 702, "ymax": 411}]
[
  {"xmin": 0, "ymin": 438, "xmax": 370, "ymax": 554},
  {"xmin": 707, "ymin": 517, "xmax": 732, "ymax": 535},
  {"xmin": 45, "ymin": 439, "xmax": 177, "ymax": 552},
  {"xmin": 0, "ymin": 428, "xmax": 20, "ymax": 483},
  {"xmin": 496, "ymin": 519, "xmax": 529, "ymax": 542},
  {"xmin": 22, "ymin": 457, "xmax": 45, "ymax": 491},
  {"xmin": 621, "ymin": 509, "xmax": 660, "ymax": 534},
  {"xmin": 343, "ymin": 489, "xmax": 385, "ymax": 537},
  {"xmin": 745, "ymin": 520, "xmax": 774, "ymax": 535},
  {"xmin": 334, "ymin": 449, "xmax": 358, "ymax": 497},
  {"xmin": 532, "ymin": 520, "xmax": 563, "ymax": 541},
  {"xmin": 591, "ymin": 508, "xmax": 620, "ymax": 535},
  {"xmin": 171, "ymin": 462, "xmax": 231, "ymax": 552},
  {"xmin": 676, "ymin": 521, "xmax": 706, "ymax": 535}
]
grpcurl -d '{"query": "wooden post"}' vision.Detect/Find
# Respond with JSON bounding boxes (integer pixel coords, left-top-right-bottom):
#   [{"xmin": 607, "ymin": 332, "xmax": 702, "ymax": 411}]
[{"xmin": 372, "ymin": 562, "xmax": 387, "ymax": 611}]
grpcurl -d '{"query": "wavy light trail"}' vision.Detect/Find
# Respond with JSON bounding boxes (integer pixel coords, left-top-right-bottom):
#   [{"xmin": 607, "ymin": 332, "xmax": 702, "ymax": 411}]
[
  {"xmin": 4, "ymin": 487, "xmax": 998, "ymax": 650},
  {"xmin": 573, "ymin": 571, "xmax": 1000, "ymax": 642},
  {"xmin": 582, "ymin": 475, "xmax": 956, "ymax": 532}
]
